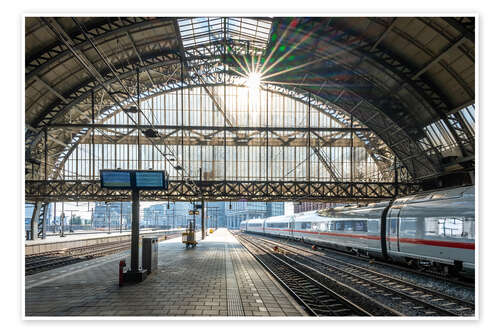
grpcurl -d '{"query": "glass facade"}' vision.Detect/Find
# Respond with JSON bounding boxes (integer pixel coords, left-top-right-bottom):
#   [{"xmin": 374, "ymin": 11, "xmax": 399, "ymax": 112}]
[
  {"xmin": 61, "ymin": 86, "xmax": 391, "ymax": 183},
  {"xmin": 225, "ymin": 201, "xmax": 284, "ymax": 229}
]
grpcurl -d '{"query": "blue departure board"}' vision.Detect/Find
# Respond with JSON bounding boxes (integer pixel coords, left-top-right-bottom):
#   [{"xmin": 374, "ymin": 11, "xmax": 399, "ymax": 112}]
[
  {"xmin": 100, "ymin": 170, "xmax": 132, "ymax": 188},
  {"xmin": 100, "ymin": 170, "xmax": 166, "ymax": 190},
  {"xmin": 135, "ymin": 171, "xmax": 165, "ymax": 189}
]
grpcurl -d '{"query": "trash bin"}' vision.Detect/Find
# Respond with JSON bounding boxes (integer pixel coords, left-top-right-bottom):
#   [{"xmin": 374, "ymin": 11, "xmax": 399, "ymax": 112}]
[{"xmin": 142, "ymin": 237, "xmax": 158, "ymax": 274}]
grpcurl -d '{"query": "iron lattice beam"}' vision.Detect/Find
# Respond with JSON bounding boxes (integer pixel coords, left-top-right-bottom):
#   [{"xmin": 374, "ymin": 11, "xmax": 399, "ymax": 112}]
[
  {"xmin": 26, "ymin": 180, "xmax": 422, "ymax": 203},
  {"xmin": 26, "ymin": 17, "xmax": 177, "ymax": 81}
]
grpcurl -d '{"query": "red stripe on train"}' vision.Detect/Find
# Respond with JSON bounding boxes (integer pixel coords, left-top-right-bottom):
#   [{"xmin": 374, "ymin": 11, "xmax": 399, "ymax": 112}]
[{"xmin": 263, "ymin": 228, "xmax": 475, "ymax": 250}]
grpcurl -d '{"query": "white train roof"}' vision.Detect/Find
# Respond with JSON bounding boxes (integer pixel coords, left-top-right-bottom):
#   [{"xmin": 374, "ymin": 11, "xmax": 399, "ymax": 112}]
[
  {"xmin": 394, "ymin": 185, "xmax": 474, "ymax": 205},
  {"xmin": 264, "ymin": 215, "xmax": 292, "ymax": 223}
]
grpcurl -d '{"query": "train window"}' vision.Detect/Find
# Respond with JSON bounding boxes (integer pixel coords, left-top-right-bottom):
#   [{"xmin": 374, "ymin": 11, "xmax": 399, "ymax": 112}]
[
  {"xmin": 367, "ymin": 220, "xmax": 379, "ymax": 233},
  {"xmin": 344, "ymin": 221, "xmax": 354, "ymax": 231},
  {"xmin": 328, "ymin": 222, "xmax": 335, "ymax": 231},
  {"xmin": 389, "ymin": 218, "xmax": 398, "ymax": 234},
  {"xmin": 438, "ymin": 217, "xmax": 464, "ymax": 238},
  {"xmin": 464, "ymin": 217, "xmax": 475, "ymax": 240},
  {"xmin": 335, "ymin": 221, "xmax": 344, "ymax": 231},
  {"xmin": 301, "ymin": 222, "xmax": 311, "ymax": 229},
  {"xmin": 353, "ymin": 221, "xmax": 367, "ymax": 232},
  {"xmin": 312, "ymin": 222, "xmax": 327, "ymax": 231},
  {"xmin": 400, "ymin": 218, "xmax": 417, "ymax": 237},
  {"xmin": 424, "ymin": 217, "xmax": 474, "ymax": 239}
]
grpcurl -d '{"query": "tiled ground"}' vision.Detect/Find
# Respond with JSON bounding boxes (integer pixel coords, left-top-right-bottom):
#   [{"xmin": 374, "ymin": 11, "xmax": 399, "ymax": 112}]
[{"xmin": 25, "ymin": 228, "xmax": 306, "ymax": 317}]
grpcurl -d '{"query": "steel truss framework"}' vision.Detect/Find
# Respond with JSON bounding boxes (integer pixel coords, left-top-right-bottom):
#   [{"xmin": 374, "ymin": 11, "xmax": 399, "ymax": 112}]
[
  {"xmin": 25, "ymin": 17, "xmax": 476, "ymax": 208},
  {"xmin": 263, "ymin": 18, "xmax": 475, "ymax": 179},
  {"xmin": 26, "ymin": 180, "xmax": 421, "ymax": 203}
]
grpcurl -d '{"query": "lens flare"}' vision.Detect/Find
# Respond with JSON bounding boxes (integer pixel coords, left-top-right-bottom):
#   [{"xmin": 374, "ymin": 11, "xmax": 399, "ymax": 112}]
[{"xmin": 246, "ymin": 72, "xmax": 262, "ymax": 90}]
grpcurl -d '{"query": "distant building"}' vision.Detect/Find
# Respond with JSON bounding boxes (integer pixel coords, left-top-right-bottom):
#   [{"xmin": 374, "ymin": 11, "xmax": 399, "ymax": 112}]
[
  {"xmin": 93, "ymin": 202, "xmax": 132, "ymax": 229},
  {"xmin": 225, "ymin": 202, "xmax": 284, "ymax": 229},
  {"xmin": 143, "ymin": 202, "xmax": 191, "ymax": 228},
  {"xmin": 293, "ymin": 202, "xmax": 339, "ymax": 214},
  {"xmin": 205, "ymin": 201, "xmax": 226, "ymax": 229}
]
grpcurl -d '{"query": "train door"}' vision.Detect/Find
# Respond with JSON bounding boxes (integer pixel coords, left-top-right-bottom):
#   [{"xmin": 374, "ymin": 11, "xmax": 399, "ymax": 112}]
[
  {"xmin": 289, "ymin": 216, "xmax": 295, "ymax": 238},
  {"xmin": 387, "ymin": 208, "xmax": 401, "ymax": 252}
]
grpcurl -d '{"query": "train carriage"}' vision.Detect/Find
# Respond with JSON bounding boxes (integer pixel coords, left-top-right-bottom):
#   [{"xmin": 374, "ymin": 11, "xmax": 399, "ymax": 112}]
[
  {"xmin": 240, "ymin": 185, "xmax": 475, "ymax": 275},
  {"xmin": 264, "ymin": 215, "xmax": 292, "ymax": 237},
  {"xmin": 245, "ymin": 218, "xmax": 265, "ymax": 234},
  {"xmin": 386, "ymin": 186, "xmax": 475, "ymax": 272}
]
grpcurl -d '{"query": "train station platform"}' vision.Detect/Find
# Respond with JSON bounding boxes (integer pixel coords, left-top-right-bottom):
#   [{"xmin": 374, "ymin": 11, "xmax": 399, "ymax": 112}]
[
  {"xmin": 25, "ymin": 229, "xmax": 182, "ymax": 255},
  {"xmin": 25, "ymin": 228, "xmax": 306, "ymax": 317}
]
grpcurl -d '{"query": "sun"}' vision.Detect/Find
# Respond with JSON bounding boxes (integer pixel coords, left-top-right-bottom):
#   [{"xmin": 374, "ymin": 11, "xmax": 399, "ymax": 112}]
[{"xmin": 245, "ymin": 72, "xmax": 262, "ymax": 90}]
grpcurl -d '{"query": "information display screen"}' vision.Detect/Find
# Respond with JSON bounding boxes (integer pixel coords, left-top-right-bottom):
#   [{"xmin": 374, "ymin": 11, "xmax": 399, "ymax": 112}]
[
  {"xmin": 100, "ymin": 170, "xmax": 132, "ymax": 188},
  {"xmin": 135, "ymin": 171, "xmax": 165, "ymax": 189},
  {"xmin": 100, "ymin": 170, "xmax": 166, "ymax": 190}
]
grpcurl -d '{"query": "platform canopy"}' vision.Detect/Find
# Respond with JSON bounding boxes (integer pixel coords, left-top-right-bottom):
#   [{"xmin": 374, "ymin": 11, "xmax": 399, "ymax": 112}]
[{"xmin": 24, "ymin": 17, "xmax": 475, "ymax": 201}]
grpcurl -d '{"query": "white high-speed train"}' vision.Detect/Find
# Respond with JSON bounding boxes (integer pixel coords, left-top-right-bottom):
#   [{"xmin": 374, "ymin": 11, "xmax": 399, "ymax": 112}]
[{"xmin": 240, "ymin": 186, "xmax": 475, "ymax": 275}]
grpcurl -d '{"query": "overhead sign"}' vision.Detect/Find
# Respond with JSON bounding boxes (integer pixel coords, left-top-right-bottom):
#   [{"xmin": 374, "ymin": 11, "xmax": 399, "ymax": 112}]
[
  {"xmin": 100, "ymin": 170, "xmax": 167, "ymax": 190},
  {"xmin": 100, "ymin": 170, "xmax": 132, "ymax": 189},
  {"xmin": 135, "ymin": 171, "xmax": 166, "ymax": 189}
]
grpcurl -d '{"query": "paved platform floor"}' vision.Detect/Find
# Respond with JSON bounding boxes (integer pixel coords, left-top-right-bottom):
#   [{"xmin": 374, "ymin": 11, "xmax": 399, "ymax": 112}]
[{"xmin": 25, "ymin": 228, "xmax": 306, "ymax": 317}]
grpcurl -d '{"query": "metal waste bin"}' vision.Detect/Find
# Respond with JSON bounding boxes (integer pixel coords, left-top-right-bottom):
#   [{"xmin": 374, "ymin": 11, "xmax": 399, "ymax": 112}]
[{"xmin": 142, "ymin": 237, "xmax": 158, "ymax": 274}]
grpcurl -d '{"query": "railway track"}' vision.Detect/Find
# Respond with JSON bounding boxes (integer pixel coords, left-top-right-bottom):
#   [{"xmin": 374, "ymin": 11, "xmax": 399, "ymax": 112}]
[
  {"xmin": 25, "ymin": 232, "xmax": 182, "ymax": 275},
  {"xmin": 294, "ymin": 237, "xmax": 475, "ymax": 288},
  {"xmin": 235, "ymin": 232, "xmax": 475, "ymax": 317},
  {"xmin": 25, "ymin": 241, "xmax": 131, "ymax": 275},
  {"xmin": 235, "ymin": 232, "xmax": 401, "ymax": 317}
]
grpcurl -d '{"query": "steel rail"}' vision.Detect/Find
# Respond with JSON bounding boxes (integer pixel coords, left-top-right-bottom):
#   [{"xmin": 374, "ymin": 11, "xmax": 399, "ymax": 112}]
[
  {"xmin": 247, "ymin": 233, "xmax": 474, "ymax": 316},
  {"xmin": 236, "ymin": 233, "xmax": 399, "ymax": 316}
]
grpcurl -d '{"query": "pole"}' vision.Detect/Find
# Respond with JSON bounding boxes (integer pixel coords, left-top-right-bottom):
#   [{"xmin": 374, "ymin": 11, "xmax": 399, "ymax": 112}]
[
  {"xmin": 131, "ymin": 189, "xmax": 140, "ymax": 272},
  {"xmin": 53, "ymin": 202, "xmax": 57, "ymax": 233},
  {"xmin": 200, "ymin": 167, "xmax": 205, "ymax": 240},
  {"xmin": 107, "ymin": 203, "xmax": 111, "ymax": 234},
  {"xmin": 120, "ymin": 201, "xmax": 123, "ymax": 233}
]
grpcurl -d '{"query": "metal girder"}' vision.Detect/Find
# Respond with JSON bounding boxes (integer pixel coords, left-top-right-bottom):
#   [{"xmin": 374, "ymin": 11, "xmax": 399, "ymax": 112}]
[
  {"xmin": 125, "ymin": 31, "xmax": 155, "ymax": 87},
  {"xmin": 79, "ymin": 135, "xmax": 364, "ymax": 148},
  {"xmin": 266, "ymin": 68, "xmax": 439, "ymax": 179},
  {"xmin": 37, "ymin": 202, "xmax": 49, "ymax": 239},
  {"xmin": 29, "ymin": 49, "xmax": 180, "ymax": 129},
  {"xmin": 441, "ymin": 17, "xmax": 475, "ymax": 42},
  {"xmin": 47, "ymin": 123, "xmax": 370, "ymax": 132},
  {"xmin": 26, "ymin": 17, "xmax": 176, "ymax": 81},
  {"xmin": 312, "ymin": 146, "xmax": 342, "ymax": 180},
  {"xmin": 25, "ymin": 180, "xmax": 422, "ymax": 203},
  {"xmin": 28, "ymin": 201, "xmax": 48, "ymax": 240},
  {"xmin": 275, "ymin": 18, "xmax": 472, "ymax": 159}
]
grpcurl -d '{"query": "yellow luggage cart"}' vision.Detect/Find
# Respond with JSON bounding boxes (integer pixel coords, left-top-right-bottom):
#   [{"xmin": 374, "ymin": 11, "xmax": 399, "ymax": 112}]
[{"xmin": 182, "ymin": 220, "xmax": 197, "ymax": 248}]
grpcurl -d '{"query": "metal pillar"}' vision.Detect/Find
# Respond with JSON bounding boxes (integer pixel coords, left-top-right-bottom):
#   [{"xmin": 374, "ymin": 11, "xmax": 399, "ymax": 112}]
[
  {"xmin": 60, "ymin": 211, "xmax": 65, "ymax": 237},
  {"xmin": 122, "ymin": 188, "xmax": 147, "ymax": 283},
  {"xmin": 38, "ymin": 202, "xmax": 48, "ymax": 239},
  {"xmin": 120, "ymin": 201, "xmax": 123, "ymax": 233},
  {"xmin": 29, "ymin": 202, "xmax": 41, "ymax": 241},
  {"xmin": 107, "ymin": 203, "xmax": 111, "ymax": 234},
  {"xmin": 131, "ymin": 189, "xmax": 140, "ymax": 272},
  {"xmin": 201, "ymin": 199, "xmax": 205, "ymax": 239},
  {"xmin": 200, "ymin": 167, "xmax": 205, "ymax": 240}
]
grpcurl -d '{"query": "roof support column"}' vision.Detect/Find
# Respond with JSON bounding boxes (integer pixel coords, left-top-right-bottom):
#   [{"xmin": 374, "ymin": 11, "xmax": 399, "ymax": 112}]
[{"xmin": 137, "ymin": 67, "xmax": 141, "ymax": 170}]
